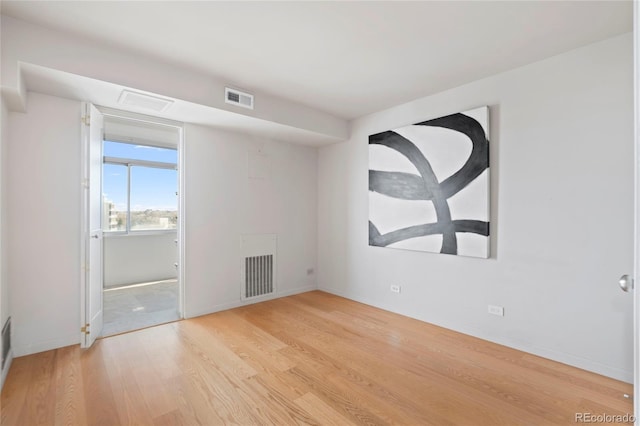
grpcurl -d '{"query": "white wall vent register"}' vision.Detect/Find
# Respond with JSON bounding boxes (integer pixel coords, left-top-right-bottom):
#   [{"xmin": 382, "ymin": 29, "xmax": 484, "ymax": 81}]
[{"xmin": 225, "ymin": 87, "xmax": 254, "ymax": 110}]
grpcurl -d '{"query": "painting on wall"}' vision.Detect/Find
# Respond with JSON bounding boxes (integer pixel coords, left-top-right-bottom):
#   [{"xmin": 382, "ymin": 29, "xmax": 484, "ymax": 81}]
[{"xmin": 368, "ymin": 106, "xmax": 490, "ymax": 258}]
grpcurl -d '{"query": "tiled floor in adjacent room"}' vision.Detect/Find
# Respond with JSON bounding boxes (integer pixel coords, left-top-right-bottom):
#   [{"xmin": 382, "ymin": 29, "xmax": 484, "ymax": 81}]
[{"xmin": 102, "ymin": 279, "xmax": 180, "ymax": 336}]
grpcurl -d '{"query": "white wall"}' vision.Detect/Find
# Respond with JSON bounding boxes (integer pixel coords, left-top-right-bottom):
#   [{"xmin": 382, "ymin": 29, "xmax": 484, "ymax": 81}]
[
  {"xmin": 318, "ymin": 33, "xmax": 634, "ymax": 382},
  {"xmin": 0, "ymin": 74, "xmax": 11, "ymax": 390},
  {"xmin": 1, "ymin": 96, "xmax": 8, "ymax": 334},
  {"xmin": 0, "ymin": 7, "xmax": 9, "ymax": 389},
  {"xmin": 104, "ymin": 233, "xmax": 177, "ymax": 288},
  {"xmin": 7, "ymin": 92, "xmax": 81, "ymax": 356},
  {"xmin": 183, "ymin": 124, "xmax": 318, "ymax": 317}
]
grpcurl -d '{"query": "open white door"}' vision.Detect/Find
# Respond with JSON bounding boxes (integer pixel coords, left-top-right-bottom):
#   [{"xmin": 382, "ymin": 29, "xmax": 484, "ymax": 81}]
[{"xmin": 80, "ymin": 103, "xmax": 104, "ymax": 348}]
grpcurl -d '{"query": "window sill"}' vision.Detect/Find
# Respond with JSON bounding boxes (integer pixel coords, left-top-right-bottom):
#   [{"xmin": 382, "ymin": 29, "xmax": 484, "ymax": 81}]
[{"xmin": 103, "ymin": 230, "xmax": 178, "ymax": 238}]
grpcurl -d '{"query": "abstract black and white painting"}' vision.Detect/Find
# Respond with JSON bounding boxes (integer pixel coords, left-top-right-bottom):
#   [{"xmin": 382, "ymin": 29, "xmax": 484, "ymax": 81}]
[{"xmin": 369, "ymin": 106, "xmax": 490, "ymax": 258}]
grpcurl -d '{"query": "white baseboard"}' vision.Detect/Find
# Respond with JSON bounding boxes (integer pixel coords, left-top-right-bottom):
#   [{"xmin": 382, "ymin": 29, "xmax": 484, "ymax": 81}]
[
  {"xmin": 185, "ymin": 284, "xmax": 317, "ymax": 319},
  {"xmin": 319, "ymin": 286, "xmax": 633, "ymax": 384},
  {"xmin": 12, "ymin": 334, "xmax": 80, "ymax": 358},
  {"xmin": 0, "ymin": 348, "xmax": 13, "ymax": 392}
]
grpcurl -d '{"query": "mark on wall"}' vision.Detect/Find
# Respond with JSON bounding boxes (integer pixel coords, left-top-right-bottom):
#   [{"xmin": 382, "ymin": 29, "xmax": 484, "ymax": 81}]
[{"xmin": 368, "ymin": 106, "xmax": 490, "ymax": 258}]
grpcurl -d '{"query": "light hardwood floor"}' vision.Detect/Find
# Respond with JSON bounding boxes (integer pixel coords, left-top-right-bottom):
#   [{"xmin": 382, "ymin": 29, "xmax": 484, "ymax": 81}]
[{"xmin": 0, "ymin": 291, "xmax": 633, "ymax": 425}]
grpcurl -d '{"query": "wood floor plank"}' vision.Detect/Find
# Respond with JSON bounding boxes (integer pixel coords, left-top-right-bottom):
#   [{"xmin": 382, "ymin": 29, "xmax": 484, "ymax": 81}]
[
  {"xmin": 176, "ymin": 319, "xmax": 258, "ymax": 380},
  {"xmin": 1, "ymin": 291, "xmax": 633, "ymax": 425},
  {"xmin": 151, "ymin": 409, "xmax": 191, "ymax": 426},
  {"xmin": 246, "ymin": 365, "xmax": 312, "ymax": 402},
  {"xmin": 197, "ymin": 312, "xmax": 296, "ymax": 373},
  {"xmin": 102, "ymin": 333, "xmax": 159, "ymax": 425},
  {"xmin": 52, "ymin": 345, "xmax": 87, "ymax": 426},
  {"xmin": 168, "ymin": 374, "xmax": 226, "ymax": 426},
  {"xmin": 24, "ymin": 350, "xmax": 58, "ymax": 425},
  {"xmin": 239, "ymin": 374, "xmax": 320, "ymax": 425},
  {"xmin": 137, "ymin": 324, "xmax": 184, "ymax": 381},
  {"xmin": 0, "ymin": 355, "xmax": 32, "ymax": 426},
  {"xmin": 286, "ymin": 365, "xmax": 389, "ymax": 426},
  {"xmin": 294, "ymin": 392, "xmax": 358, "ymax": 426},
  {"xmin": 79, "ymin": 342, "xmax": 121, "ymax": 426},
  {"xmin": 207, "ymin": 309, "xmax": 289, "ymax": 351},
  {"xmin": 173, "ymin": 325, "xmax": 262, "ymax": 425}
]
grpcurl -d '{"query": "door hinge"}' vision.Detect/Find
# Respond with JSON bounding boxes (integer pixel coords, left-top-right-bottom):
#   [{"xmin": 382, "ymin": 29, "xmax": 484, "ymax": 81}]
[
  {"xmin": 81, "ymin": 324, "xmax": 90, "ymax": 335},
  {"xmin": 81, "ymin": 178, "xmax": 89, "ymax": 189},
  {"xmin": 82, "ymin": 115, "xmax": 90, "ymax": 126}
]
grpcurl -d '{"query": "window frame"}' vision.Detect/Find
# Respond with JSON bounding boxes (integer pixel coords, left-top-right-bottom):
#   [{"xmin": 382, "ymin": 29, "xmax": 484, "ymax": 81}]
[{"xmin": 103, "ymin": 147, "xmax": 178, "ymax": 236}]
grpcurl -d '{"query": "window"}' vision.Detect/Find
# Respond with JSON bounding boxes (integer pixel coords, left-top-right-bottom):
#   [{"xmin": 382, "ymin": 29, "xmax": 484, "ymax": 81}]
[
  {"xmin": 103, "ymin": 140, "xmax": 177, "ymax": 233},
  {"xmin": 130, "ymin": 166, "xmax": 177, "ymax": 230},
  {"xmin": 102, "ymin": 163, "xmax": 128, "ymax": 231}
]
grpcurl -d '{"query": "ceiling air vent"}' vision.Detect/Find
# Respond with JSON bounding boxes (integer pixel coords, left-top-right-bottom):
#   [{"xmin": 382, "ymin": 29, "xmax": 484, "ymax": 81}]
[
  {"xmin": 225, "ymin": 87, "xmax": 254, "ymax": 110},
  {"xmin": 118, "ymin": 90, "xmax": 174, "ymax": 112}
]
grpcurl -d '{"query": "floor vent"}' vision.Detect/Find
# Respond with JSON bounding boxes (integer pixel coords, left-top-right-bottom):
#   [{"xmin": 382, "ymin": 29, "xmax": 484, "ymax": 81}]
[
  {"xmin": 2, "ymin": 317, "xmax": 10, "ymax": 371},
  {"xmin": 242, "ymin": 234, "xmax": 276, "ymax": 300}
]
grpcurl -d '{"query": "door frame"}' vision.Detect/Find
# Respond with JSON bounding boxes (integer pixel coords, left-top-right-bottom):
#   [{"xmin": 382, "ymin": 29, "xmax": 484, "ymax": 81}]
[
  {"xmin": 79, "ymin": 106, "xmax": 186, "ymax": 343},
  {"xmin": 177, "ymin": 124, "xmax": 186, "ymax": 319}
]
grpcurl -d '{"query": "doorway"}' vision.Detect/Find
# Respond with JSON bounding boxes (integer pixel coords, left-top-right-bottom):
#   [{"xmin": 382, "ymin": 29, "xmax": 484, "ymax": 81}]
[{"xmin": 99, "ymin": 110, "xmax": 183, "ymax": 336}]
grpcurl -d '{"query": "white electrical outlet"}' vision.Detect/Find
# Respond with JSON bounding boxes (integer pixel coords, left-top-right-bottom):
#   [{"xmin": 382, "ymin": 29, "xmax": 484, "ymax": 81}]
[
  {"xmin": 390, "ymin": 285, "xmax": 401, "ymax": 293},
  {"xmin": 488, "ymin": 305, "xmax": 504, "ymax": 316}
]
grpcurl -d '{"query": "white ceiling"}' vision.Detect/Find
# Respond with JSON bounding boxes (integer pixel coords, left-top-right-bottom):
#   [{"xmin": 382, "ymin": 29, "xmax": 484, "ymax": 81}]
[{"xmin": 1, "ymin": 1, "xmax": 633, "ymax": 120}]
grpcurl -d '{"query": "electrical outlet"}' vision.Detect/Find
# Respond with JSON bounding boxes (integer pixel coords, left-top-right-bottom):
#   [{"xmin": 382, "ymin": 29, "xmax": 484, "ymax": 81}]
[
  {"xmin": 488, "ymin": 305, "xmax": 504, "ymax": 316},
  {"xmin": 390, "ymin": 285, "xmax": 401, "ymax": 293}
]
